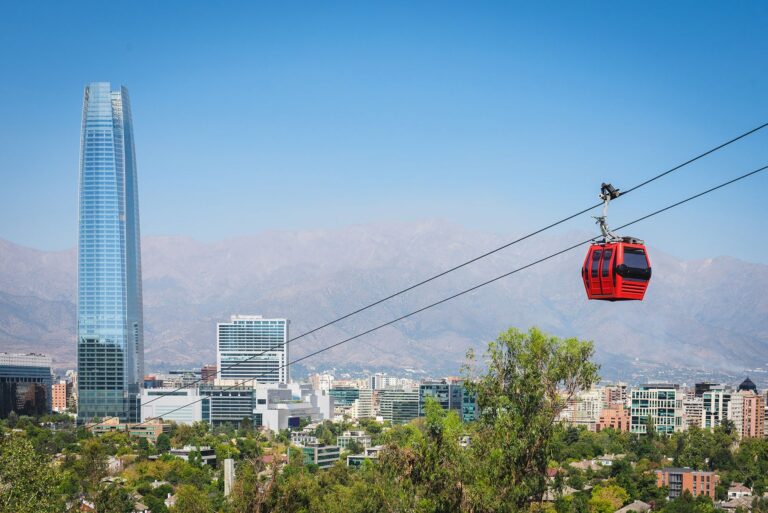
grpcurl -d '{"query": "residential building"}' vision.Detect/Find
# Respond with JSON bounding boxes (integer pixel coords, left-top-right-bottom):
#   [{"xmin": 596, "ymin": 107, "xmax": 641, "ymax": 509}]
[
  {"xmin": 596, "ymin": 406, "xmax": 630, "ymax": 432},
  {"xmin": 727, "ymin": 378, "xmax": 764, "ymax": 439},
  {"xmin": 300, "ymin": 443, "xmax": 341, "ymax": 470},
  {"xmin": 727, "ymin": 483, "xmax": 752, "ymax": 500},
  {"xmin": 87, "ymin": 417, "xmax": 163, "ymax": 443},
  {"xmin": 352, "ymin": 388, "xmax": 374, "ymax": 419},
  {"xmin": 379, "ymin": 388, "xmax": 419, "ymax": 424},
  {"xmin": 630, "ymin": 384, "xmax": 684, "ymax": 434},
  {"xmin": 560, "ymin": 387, "xmax": 603, "ymax": 431},
  {"xmin": 337, "ymin": 430, "xmax": 372, "ymax": 449},
  {"xmin": 170, "ymin": 446, "xmax": 217, "ymax": 467},
  {"xmin": 52, "ymin": 380, "xmax": 68, "ymax": 411},
  {"xmin": 0, "ymin": 353, "xmax": 53, "ymax": 417},
  {"xmin": 702, "ymin": 386, "xmax": 732, "ymax": 429},
  {"xmin": 683, "ymin": 397, "xmax": 704, "ymax": 429},
  {"xmin": 695, "ymin": 382, "xmax": 720, "ymax": 398},
  {"xmin": 309, "ymin": 373, "xmax": 334, "ymax": 391},
  {"xmin": 201, "ymin": 365, "xmax": 217, "ymax": 383},
  {"xmin": 141, "ymin": 387, "xmax": 208, "ymax": 425},
  {"xmin": 77, "ymin": 82, "xmax": 144, "ymax": 424},
  {"xmin": 217, "ymin": 315, "xmax": 289, "ymax": 384},
  {"xmin": 347, "ymin": 445, "xmax": 384, "ymax": 468},
  {"xmin": 656, "ymin": 468, "xmax": 719, "ymax": 499},
  {"xmin": 601, "ymin": 382, "xmax": 628, "ymax": 408}
]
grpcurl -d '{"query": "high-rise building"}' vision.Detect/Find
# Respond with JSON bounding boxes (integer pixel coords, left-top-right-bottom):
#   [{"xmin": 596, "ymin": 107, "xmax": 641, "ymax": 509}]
[
  {"xmin": 217, "ymin": 316, "xmax": 289, "ymax": 384},
  {"xmin": 630, "ymin": 384, "xmax": 684, "ymax": 434},
  {"xmin": 418, "ymin": 379, "xmax": 477, "ymax": 422},
  {"xmin": 379, "ymin": 388, "xmax": 419, "ymax": 424},
  {"xmin": 0, "ymin": 353, "xmax": 53, "ymax": 417},
  {"xmin": 683, "ymin": 397, "xmax": 704, "ymax": 429},
  {"xmin": 52, "ymin": 381, "xmax": 68, "ymax": 412},
  {"xmin": 702, "ymin": 386, "xmax": 732, "ymax": 429},
  {"xmin": 77, "ymin": 82, "xmax": 144, "ymax": 423},
  {"xmin": 727, "ymin": 378, "xmax": 764, "ymax": 439}
]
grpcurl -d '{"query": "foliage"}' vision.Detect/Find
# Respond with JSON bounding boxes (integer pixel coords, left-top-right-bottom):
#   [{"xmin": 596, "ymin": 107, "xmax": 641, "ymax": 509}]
[
  {"xmin": 170, "ymin": 484, "xmax": 212, "ymax": 513},
  {"xmin": 588, "ymin": 484, "xmax": 629, "ymax": 513},
  {"xmin": 0, "ymin": 434, "xmax": 60, "ymax": 513}
]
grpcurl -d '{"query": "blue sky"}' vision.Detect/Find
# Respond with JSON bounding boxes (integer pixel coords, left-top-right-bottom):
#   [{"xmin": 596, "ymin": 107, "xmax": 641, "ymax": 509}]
[{"xmin": 1, "ymin": 1, "xmax": 766, "ymax": 262}]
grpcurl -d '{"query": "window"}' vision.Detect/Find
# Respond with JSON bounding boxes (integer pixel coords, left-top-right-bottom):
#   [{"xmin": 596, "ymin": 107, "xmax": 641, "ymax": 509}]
[
  {"xmin": 591, "ymin": 250, "xmax": 602, "ymax": 278},
  {"xmin": 624, "ymin": 248, "xmax": 649, "ymax": 270},
  {"xmin": 602, "ymin": 250, "xmax": 613, "ymax": 277}
]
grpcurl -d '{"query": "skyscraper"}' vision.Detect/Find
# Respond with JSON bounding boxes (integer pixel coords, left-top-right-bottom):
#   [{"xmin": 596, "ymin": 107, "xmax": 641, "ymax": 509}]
[
  {"xmin": 217, "ymin": 315, "xmax": 289, "ymax": 384},
  {"xmin": 77, "ymin": 82, "xmax": 144, "ymax": 423}
]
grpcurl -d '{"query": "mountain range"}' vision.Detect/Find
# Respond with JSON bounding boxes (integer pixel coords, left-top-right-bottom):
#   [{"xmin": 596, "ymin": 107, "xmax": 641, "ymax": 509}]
[{"xmin": 1, "ymin": 221, "xmax": 766, "ymax": 377}]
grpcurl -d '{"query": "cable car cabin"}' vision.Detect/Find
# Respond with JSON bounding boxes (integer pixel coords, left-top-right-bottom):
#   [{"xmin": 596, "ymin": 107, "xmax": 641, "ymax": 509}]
[{"xmin": 581, "ymin": 240, "xmax": 652, "ymax": 301}]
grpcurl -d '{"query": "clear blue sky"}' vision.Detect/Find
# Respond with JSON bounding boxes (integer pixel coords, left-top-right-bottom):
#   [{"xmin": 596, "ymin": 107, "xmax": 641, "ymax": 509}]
[{"xmin": 1, "ymin": 1, "xmax": 766, "ymax": 262}]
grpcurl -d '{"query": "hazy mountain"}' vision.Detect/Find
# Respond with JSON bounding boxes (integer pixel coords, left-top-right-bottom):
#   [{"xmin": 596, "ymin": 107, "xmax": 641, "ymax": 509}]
[{"xmin": 1, "ymin": 222, "xmax": 766, "ymax": 375}]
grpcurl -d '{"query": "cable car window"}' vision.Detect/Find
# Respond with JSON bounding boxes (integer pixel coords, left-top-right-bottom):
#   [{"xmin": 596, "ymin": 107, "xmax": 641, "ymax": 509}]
[
  {"xmin": 624, "ymin": 248, "xmax": 649, "ymax": 270},
  {"xmin": 602, "ymin": 249, "xmax": 613, "ymax": 277},
  {"xmin": 591, "ymin": 250, "xmax": 602, "ymax": 278}
]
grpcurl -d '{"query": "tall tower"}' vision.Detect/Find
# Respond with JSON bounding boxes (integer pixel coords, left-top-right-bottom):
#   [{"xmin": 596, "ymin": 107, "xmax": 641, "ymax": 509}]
[
  {"xmin": 77, "ymin": 82, "xmax": 144, "ymax": 423},
  {"xmin": 217, "ymin": 316, "xmax": 289, "ymax": 385}
]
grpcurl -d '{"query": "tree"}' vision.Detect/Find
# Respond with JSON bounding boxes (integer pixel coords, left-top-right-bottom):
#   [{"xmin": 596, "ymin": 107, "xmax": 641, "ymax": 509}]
[
  {"xmin": 0, "ymin": 434, "xmax": 60, "ymax": 513},
  {"xmin": 170, "ymin": 484, "xmax": 212, "ymax": 513},
  {"xmin": 94, "ymin": 482, "xmax": 134, "ymax": 513},
  {"xmin": 156, "ymin": 433, "xmax": 171, "ymax": 452},
  {"xmin": 463, "ymin": 327, "xmax": 600, "ymax": 511},
  {"xmin": 588, "ymin": 484, "xmax": 629, "ymax": 513}
]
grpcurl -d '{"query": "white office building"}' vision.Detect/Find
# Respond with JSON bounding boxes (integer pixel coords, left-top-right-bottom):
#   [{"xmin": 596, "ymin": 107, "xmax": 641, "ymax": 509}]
[
  {"xmin": 141, "ymin": 388, "xmax": 206, "ymax": 425},
  {"xmin": 253, "ymin": 382, "xmax": 333, "ymax": 432},
  {"xmin": 217, "ymin": 315, "xmax": 289, "ymax": 385}
]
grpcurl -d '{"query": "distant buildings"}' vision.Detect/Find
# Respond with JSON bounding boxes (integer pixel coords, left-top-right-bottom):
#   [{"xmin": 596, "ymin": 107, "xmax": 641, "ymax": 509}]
[
  {"xmin": 299, "ymin": 443, "xmax": 341, "ymax": 470},
  {"xmin": 656, "ymin": 468, "xmax": 719, "ymax": 499},
  {"xmin": 87, "ymin": 417, "xmax": 163, "ymax": 443},
  {"xmin": 337, "ymin": 430, "xmax": 372, "ymax": 449},
  {"xmin": 596, "ymin": 406, "xmax": 630, "ymax": 432},
  {"xmin": 77, "ymin": 82, "xmax": 144, "ymax": 424},
  {"xmin": 630, "ymin": 384, "xmax": 684, "ymax": 434},
  {"xmin": 0, "ymin": 353, "xmax": 53, "ymax": 417},
  {"xmin": 217, "ymin": 315, "xmax": 289, "ymax": 384},
  {"xmin": 418, "ymin": 379, "xmax": 478, "ymax": 422},
  {"xmin": 702, "ymin": 386, "xmax": 732, "ymax": 429},
  {"xmin": 201, "ymin": 364, "xmax": 217, "ymax": 383},
  {"xmin": 379, "ymin": 388, "xmax": 419, "ymax": 424},
  {"xmin": 141, "ymin": 387, "xmax": 207, "ymax": 425},
  {"xmin": 52, "ymin": 380, "xmax": 68, "ymax": 412},
  {"xmin": 728, "ymin": 378, "xmax": 764, "ymax": 439},
  {"xmin": 170, "ymin": 446, "xmax": 217, "ymax": 467}
]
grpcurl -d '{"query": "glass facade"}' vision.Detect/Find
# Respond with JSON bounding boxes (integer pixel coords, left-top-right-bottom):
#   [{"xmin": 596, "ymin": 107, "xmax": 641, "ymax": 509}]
[
  {"xmin": 77, "ymin": 82, "xmax": 144, "ymax": 423},
  {"xmin": 217, "ymin": 316, "xmax": 289, "ymax": 384},
  {"xmin": 0, "ymin": 354, "xmax": 53, "ymax": 417}
]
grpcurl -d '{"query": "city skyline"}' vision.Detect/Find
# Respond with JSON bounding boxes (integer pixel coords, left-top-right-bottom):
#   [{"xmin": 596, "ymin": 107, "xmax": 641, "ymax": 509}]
[{"xmin": 77, "ymin": 82, "xmax": 144, "ymax": 423}]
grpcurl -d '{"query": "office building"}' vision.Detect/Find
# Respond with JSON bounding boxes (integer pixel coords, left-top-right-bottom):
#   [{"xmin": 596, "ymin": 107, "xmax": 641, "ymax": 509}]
[
  {"xmin": 52, "ymin": 381, "xmax": 68, "ymax": 412},
  {"xmin": 253, "ymin": 383, "xmax": 328, "ymax": 431},
  {"xmin": 630, "ymin": 384, "xmax": 684, "ymax": 434},
  {"xmin": 199, "ymin": 385, "xmax": 255, "ymax": 427},
  {"xmin": 418, "ymin": 379, "xmax": 477, "ymax": 422},
  {"xmin": 329, "ymin": 387, "xmax": 360, "ymax": 407},
  {"xmin": 217, "ymin": 316, "xmax": 289, "ymax": 384},
  {"xmin": 300, "ymin": 443, "xmax": 341, "ymax": 470},
  {"xmin": 352, "ymin": 388, "xmax": 374, "ymax": 419},
  {"xmin": 695, "ymin": 382, "xmax": 720, "ymax": 398},
  {"xmin": 702, "ymin": 386, "xmax": 731, "ymax": 429},
  {"xmin": 77, "ymin": 82, "xmax": 144, "ymax": 423},
  {"xmin": 0, "ymin": 353, "xmax": 53, "ymax": 417},
  {"xmin": 337, "ymin": 430, "xmax": 372, "ymax": 450},
  {"xmin": 141, "ymin": 388, "xmax": 208, "ymax": 425},
  {"xmin": 379, "ymin": 388, "xmax": 419, "ymax": 424},
  {"xmin": 656, "ymin": 468, "xmax": 719, "ymax": 499}
]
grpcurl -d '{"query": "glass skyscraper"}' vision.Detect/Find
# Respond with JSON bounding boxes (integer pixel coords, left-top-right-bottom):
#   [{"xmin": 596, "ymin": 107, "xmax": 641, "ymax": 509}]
[{"xmin": 77, "ymin": 82, "xmax": 144, "ymax": 423}]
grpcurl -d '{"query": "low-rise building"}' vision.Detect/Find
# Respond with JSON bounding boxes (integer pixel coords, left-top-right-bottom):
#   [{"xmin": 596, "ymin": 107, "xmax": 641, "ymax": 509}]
[
  {"xmin": 337, "ymin": 430, "xmax": 371, "ymax": 449},
  {"xmin": 87, "ymin": 417, "xmax": 164, "ymax": 443},
  {"xmin": 347, "ymin": 445, "xmax": 384, "ymax": 468},
  {"xmin": 300, "ymin": 443, "xmax": 340, "ymax": 470},
  {"xmin": 656, "ymin": 467, "xmax": 719, "ymax": 499},
  {"xmin": 169, "ymin": 446, "xmax": 217, "ymax": 467},
  {"xmin": 596, "ymin": 407, "xmax": 630, "ymax": 432}
]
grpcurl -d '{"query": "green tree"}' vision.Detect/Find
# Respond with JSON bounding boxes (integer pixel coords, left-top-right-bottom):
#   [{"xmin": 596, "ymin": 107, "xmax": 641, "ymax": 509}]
[
  {"xmin": 588, "ymin": 484, "xmax": 629, "ymax": 513},
  {"xmin": 463, "ymin": 327, "xmax": 600, "ymax": 511},
  {"xmin": 94, "ymin": 482, "xmax": 134, "ymax": 513},
  {"xmin": 170, "ymin": 484, "xmax": 212, "ymax": 513},
  {"xmin": 0, "ymin": 434, "xmax": 60, "ymax": 513},
  {"xmin": 156, "ymin": 432, "xmax": 171, "ymax": 452}
]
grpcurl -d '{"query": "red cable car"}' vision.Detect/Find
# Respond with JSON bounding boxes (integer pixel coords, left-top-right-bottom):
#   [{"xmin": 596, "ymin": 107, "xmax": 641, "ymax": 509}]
[{"xmin": 581, "ymin": 184, "xmax": 652, "ymax": 301}]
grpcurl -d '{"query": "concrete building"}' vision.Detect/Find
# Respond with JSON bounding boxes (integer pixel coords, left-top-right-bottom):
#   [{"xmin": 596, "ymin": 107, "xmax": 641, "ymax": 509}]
[
  {"xmin": 656, "ymin": 468, "xmax": 719, "ymax": 499},
  {"xmin": 223, "ymin": 458, "xmax": 235, "ymax": 496},
  {"xmin": 87, "ymin": 417, "xmax": 163, "ymax": 443},
  {"xmin": 299, "ymin": 443, "xmax": 341, "ymax": 470},
  {"xmin": 252, "ymin": 383, "xmax": 328, "ymax": 431},
  {"xmin": 217, "ymin": 315, "xmax": 289, "ymax": 385},
  {"xmin": 0, "ymin": 353, "xmax": 53, "ymax": 417},
  {"xmin": 347, "ymin": 445, "xmax": 384, "ymax": 468},
  {"xmin": 560, "ymin": 387, "xmax": 603, "ymax": 431},
  {"xmin": 702, "ymin": 386, "xmax": 732, "ymax": 429},
  {"xmin": 630, "ymin": 384, "xmax": 684, "ymax": 434},
  {"xmin": 727, "ymin": 378, "xmax": 764, "ymax": 439},
  {"xmin": 596, "ymin": 407, "xmax": 630, "ymax": 432},
  {"xmin": 170, "ymin": 446, "xmax": 217, "ymax": 467},
  {"xmin": 201, "ymin": 365, "xmax": 217, "ymax": 383},
  {"xmin": 337, "ymin": 430, "xmax": 372, "ymax": 449},
  {"xmin": 601, "ymin": 382, "xmax": 628, "ymax": 408},
  {"xmin": 141, "ymin": 387, "xmax": 207, "ymax": 425},
  {"xmin": 52, "ymin": 380, "xmax": 68, "ymax": 412},
  {"xmin": 199, "ymin": 385, "xmax": 255, "ymax": 427},
  {"xmin": 351, "ymin": 388, "xmax": 374, "ymax": 419},
  {"xmin": 683, "ymin": 397, "xmax": 704, "ymax": 430}
]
